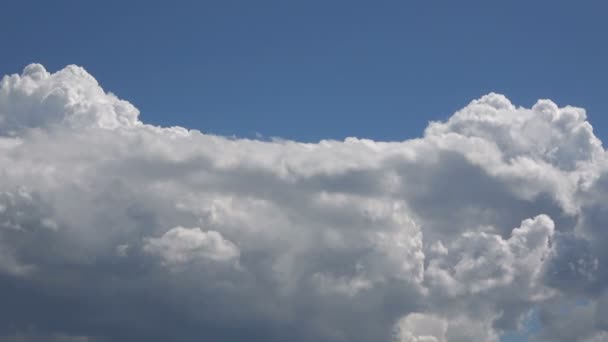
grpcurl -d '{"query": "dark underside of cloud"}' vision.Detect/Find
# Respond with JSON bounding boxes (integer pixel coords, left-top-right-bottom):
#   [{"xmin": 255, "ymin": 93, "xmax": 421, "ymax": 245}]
[{"xmin": 1, "ymin": 64, "xmax": 607, "ymax": 341}]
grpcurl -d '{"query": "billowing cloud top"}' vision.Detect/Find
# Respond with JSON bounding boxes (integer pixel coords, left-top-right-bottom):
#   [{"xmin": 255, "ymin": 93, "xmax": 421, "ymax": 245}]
[
  {"xmin": 0, "ymin": 64, "xmax": 607, "ymax": 342},
  {"xmin": 0, "ymin": 64, "xmax": 140, "ymax": 134}
]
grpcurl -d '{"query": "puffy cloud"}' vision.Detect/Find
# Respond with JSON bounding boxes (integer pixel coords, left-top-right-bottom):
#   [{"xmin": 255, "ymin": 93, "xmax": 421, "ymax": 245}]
[
  {"xmin": 143, "ymin": 226, "xmax": 240, "ymax": 265},
  {"xmin": 0, "ymin": 64, "xmax": 607, "ymax": 341},
  {"xmin": 426, "ymin": 92, "xmax": 603, "ymax": 172},
  {"xmin": 394, "ymin": 312, "xmax": 499, "ymax": 342},
  {"xmin": 0, "ymin": 64, "xmax": 140, "ymax": 135},
  {"xmin": 394, "ymin": 313, "xmax": 447, "ymax": 342},
  {"xmin": 425, "ymin": 215, "xmax": 554, "ymax": 297}
]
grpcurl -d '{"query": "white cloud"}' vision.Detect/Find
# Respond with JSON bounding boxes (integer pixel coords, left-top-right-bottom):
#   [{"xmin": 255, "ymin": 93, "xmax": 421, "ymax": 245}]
[
  {"xmin": 0, "ymin": 64, "xmax": 140, "ymax": 135},
  {"xmin": 425, "ymin": 215, "xmax": 555, "ymax": 297},
  {"xmin": 0, "ymin": 64, "xmax": 607, "ymax": 341},
  {"xmin": 394, "ymin": 312, "xmax": 500, "ymax": 342},
  {"xmin": 394, "ymin": 313, "xmax": 447, "ymax": 342},
  {"xmin": 143, "ymin": 226, "xmax": 240, "ymax": 265}
]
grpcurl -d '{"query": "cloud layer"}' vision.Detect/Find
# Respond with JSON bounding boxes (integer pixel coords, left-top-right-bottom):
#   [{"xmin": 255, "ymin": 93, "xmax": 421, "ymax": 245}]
[{"xmin": 0, "ymin": 64, "xmax": 607, "ymax": 341}]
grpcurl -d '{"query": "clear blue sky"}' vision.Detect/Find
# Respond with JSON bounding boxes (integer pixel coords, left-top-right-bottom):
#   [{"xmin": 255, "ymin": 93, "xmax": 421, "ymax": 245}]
[{"xmin": 2, "ymin": 0, "xmax": 607, "ymax": 143}]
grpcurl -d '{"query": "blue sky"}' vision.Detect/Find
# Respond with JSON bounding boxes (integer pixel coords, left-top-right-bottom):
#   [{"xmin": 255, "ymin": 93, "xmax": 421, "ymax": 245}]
[
  {"xmin": 2, "ymin": 0, "xmax": 607, "ymax": 142},
  {"xmin": 1, "ymin": 2, "xmax": 607, "ymax": 341}
]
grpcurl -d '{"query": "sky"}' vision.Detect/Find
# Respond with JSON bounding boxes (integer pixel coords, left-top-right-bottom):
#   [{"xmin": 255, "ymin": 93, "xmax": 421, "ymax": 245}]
[
  {"xmin": 1, "ymin": 1, "xmax": 608, "ymax": 342},
  {"xmin": 2, "ymin": 0, "xmax": 607, "ymax": 141}
]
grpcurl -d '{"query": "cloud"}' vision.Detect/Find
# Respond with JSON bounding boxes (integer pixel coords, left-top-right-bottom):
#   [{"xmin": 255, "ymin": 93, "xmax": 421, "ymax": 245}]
[
  {"xmin": 394, "ymin": 312, "xmax": 499, "ymax": 342},
  {"xmin": 0, "ymin": 64, "xmax": 607, "ymax": 341},
  {"xmin": 394, "ymin": 313, "xmax": 447, "ymax": 342},
  {"xmin": 143, "ymin": 226, "xmax": 240, "ymax": 265},
  {"xmin": 0, "ymin": 64, "xmax": 140, "ymax": 135},
  {"xmin": 425, "ymin": 215, "xmax": 554, "ymax": 296}
]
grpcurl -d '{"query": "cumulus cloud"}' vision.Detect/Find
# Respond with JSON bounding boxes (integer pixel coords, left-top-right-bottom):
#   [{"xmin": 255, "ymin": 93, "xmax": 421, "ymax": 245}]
[
  {"xmin": 425, "ymin": 215, "xmax": 554, "ymax": 297},
  {"xmin": 394, "ymin": 313, "xmax": 447, "ymax": 342},
  {"xmin": 0, "ymin": 63, "xmax": 140, "ymax": 134},
  {"xmin": 143, "ymin": 226, "xmax": 240, "ymax": 265},
  {"xmin": 0, "ymin": 64, "xmax": 607, "ymax": 341}
]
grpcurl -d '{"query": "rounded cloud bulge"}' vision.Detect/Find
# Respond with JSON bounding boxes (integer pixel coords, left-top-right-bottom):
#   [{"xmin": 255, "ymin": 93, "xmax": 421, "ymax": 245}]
[
  {"xmin": 0, "ymin": 64, "xmax": 141, "ymax": 135},
  {"xmin": 0, "ymin": 64, "xmax": 607, "ymax": 341}
]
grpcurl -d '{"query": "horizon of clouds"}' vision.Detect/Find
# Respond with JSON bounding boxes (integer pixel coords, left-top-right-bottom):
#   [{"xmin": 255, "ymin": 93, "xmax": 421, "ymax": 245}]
[{"xmin": 0, "ymin": 64, "xmax": 607, "ymax": 341}]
